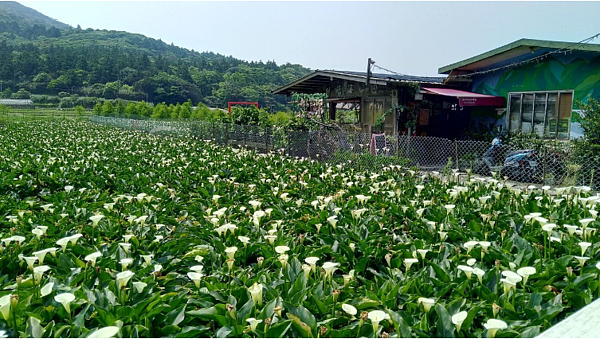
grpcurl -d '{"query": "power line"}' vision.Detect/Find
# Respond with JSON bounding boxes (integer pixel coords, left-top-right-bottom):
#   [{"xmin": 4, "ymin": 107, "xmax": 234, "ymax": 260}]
[
  {"xmin": 371, "ymin": 64, "xmax": 411, "ymax": 78},
  {"xmin": 369, "ymin": 33, "xmax": 600, "ymax": 81},
  {"xmin": 448, "ymin": 33, "xmax": 600, "ymax": 79}
]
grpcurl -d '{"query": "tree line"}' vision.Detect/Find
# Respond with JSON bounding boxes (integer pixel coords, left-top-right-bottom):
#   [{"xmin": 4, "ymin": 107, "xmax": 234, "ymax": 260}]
[
  {"xmin": 89, "ymin": 99, "xmax": 291, "ymax": 126},
  {"xmin": 0, "ymin": 22, "xmax": 309, "ymax": 110}
]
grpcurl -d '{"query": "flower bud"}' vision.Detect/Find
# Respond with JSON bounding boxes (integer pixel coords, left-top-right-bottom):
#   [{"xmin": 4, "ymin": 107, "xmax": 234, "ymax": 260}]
[
  {"xmin": 274, "ymin": 306, "xmax": 282, "ymax": 318},
  {"xmin": 384, "ymin": 253, "xmax": 392, "ymax": 267},
  {"xmin": 360, "ymin": 311, "xmax": 368, "ymax": 322},
  {"xmin": 320, "ymin": 326, "xmax": 327, "ymax": 336},
  {"xmin": 226, "ymin": 303, "xmax": 235, "ymax": 319},
  {"xmin": 492, "ymin": 303, "xmax": 501, "ymax": 318},
  {"xmin": 10, "ymin": 294, "xmax": 19, "ymax": 309},
  {"xmin": 332, "ymin": 289, "xmax": 340, "ymax": 302}
]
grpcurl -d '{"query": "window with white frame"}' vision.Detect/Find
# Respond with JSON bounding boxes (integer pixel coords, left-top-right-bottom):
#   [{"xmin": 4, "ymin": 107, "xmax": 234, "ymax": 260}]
[{"xmin": 507, "ymin": 91, "xmax": 573, "ymax": 140}]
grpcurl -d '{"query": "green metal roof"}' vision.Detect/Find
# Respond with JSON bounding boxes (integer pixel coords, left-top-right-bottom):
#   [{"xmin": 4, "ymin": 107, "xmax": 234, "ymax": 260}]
[{"xmin": 438, "ymin": 38, "xmax": 600, "ymax": 74}]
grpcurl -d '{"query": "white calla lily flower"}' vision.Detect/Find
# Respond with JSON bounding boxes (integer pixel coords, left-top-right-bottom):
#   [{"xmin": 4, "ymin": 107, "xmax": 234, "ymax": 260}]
[
  {"xmin": 246, "ymin": 317, "xmax": 263, "ymax": 331},
  {"xmin": 516, "ymin": 267, "xmax": 536, "ymax": 285},
  {"xmin": 367, "ymin": 310, "xmax": 387, "ymax": 332},
  {"xmin": 33, "ymin": 265, "xmax": 51, "ymax": 283},
  {"xmin": 87, "ymin": 326, "xmax": 120, "ymax": 338},
  {"xmin": 342, "ymin": 303, "xmax": 357, "ymax": 316},
  {"xmin": 248, "ymin": 282, "xmax": 263, "ymax": 306},
  {"xmin": 116, "ymin": 270, "xmax": 134, "ymax": 289},
  {"xmin": 483, "ymin": 319, "xmax": 508, "ymax": 338},
  {"xmin": 85, "ymin": 252, "xmax": 102, "ymax": 267},
  {"xmin": 41, "ymin": 282, "xmax": 54, "ymax": 297},
  {"xmin": 322, "ymin": 262, "xmax": 339, "ymax": 280},
  {"xmin": 0, "ymin": 295, "xmax": 11, "ymax": 321},
  {"xmin": 417, "ymin": 297, "xmax": 435, "ymax": 312},
  {"xmin": 187, "ymin": 272, "xmax": 204, "ymax": 288},
  {"xmin": 54, "ymin": 293, "xmax": 76, "ymax": 314},
  {"xmin": 452, "ymin": 311, "xmax": 468, "ymax": 332}
]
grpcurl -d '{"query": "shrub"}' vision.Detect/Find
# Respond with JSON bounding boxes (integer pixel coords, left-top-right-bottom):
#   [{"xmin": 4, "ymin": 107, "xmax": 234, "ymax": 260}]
[{"xmin": 11, "ymin": 88, "xmax": 32, "ymax": 99}]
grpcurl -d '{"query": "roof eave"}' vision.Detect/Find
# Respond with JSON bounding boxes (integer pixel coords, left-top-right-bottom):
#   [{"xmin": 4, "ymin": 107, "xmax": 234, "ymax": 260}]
[
  {"xmin": 438, "ymin": 38, "xmax": 530, "ymax": 74},
  {"xmin": 438, "ymin": 38, "xmax": 600, "ymax": 74},
  {"xmin": 272, "ymin": 70, "xmax": 388, "ymax": 95}
]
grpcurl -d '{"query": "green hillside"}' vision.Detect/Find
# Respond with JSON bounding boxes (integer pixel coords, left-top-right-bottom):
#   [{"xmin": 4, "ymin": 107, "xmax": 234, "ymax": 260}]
[
  {"xmin": 0, "ymin": 2, "xmax": 310, "ymax": 109},
  {"xmin": 0, "ymin": 1, "xmax": 70, "ymax": 30}
]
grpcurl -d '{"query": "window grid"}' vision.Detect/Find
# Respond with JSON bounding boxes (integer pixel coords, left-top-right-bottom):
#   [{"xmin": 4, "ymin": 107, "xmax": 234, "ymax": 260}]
[{"xmin": 507, "ymin": 91, "xmax": 572, "ymax": 140}]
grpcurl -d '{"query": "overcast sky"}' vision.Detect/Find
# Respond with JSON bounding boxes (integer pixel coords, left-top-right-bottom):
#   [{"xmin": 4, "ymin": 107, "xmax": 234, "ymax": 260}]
[{"xmin": 19, "ymin": 1, "xmax": 600, "ymax": 76}]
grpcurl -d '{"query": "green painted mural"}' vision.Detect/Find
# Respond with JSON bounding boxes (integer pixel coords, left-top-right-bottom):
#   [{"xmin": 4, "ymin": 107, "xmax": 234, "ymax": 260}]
[
  {"xmin": 470, "ymin": 51, "xmax": 600, "ymax": 138},
  {"xmin": 474, "ymin": 52, "xmax": 600, "ymax": 105}
]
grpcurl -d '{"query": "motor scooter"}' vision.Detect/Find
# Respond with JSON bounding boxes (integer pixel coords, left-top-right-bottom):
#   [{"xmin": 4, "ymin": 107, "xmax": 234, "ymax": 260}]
[
  {"xmin": 473, "ymin": 137, "xmax": 540, "ymax": 180},
  {"xmin": 473, "ymin": 137, "xmax": 508, "ymax": 176},
  {"xmin": 474, "ymin": 137, "xmax": 565, "ymax": 183},
  {"xmin": 500, "ymin": 148, "xmax": 542, "ymax": 182}
]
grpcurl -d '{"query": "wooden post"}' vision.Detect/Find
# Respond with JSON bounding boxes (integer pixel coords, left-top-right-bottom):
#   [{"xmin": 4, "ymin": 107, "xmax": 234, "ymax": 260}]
[
  {"xmin": 367, "ymin": 58, "xmax": 373, "ymax": 86},
  {"xmin": 329, "ymin": 101, "xmax": 336, "ymax": 121}
]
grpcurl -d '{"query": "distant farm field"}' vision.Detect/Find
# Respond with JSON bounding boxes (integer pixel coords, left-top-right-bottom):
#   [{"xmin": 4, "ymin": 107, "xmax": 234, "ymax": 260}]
[{"xmin": 0, "ymin": 120, "xmax": 599, "ymax": 338}]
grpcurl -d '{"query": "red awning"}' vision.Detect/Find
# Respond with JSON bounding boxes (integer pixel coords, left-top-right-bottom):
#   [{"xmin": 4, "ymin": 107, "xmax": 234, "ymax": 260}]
[{"xmin": 422, "ymin": 87, "xmax": 506, "ymax": 107}]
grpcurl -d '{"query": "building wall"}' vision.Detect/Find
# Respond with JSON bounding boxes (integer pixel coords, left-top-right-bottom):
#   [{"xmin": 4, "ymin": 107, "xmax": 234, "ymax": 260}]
[
  {"xmin": 469, "ymin": 51, "xmax": 600, "ymax": 139},
  {"xmin": 321, "ymin": 79, "xmax": 404, "ymax": 133}
]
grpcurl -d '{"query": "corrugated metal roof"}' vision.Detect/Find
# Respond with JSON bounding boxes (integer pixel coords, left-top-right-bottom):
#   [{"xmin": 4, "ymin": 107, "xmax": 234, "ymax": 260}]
[
  {"xmin": 272, "ymin": 69, "xmax": 445, "ymax": 95},
  {"xmin": 329, "ymin": 70, "xmax": 446, "ymax": 84}
]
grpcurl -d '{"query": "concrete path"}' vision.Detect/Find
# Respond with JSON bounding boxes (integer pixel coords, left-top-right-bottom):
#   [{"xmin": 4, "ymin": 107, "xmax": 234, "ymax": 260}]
[{"xmin": 537, "ymin": 298, "xmax": 600, "ymax": 338}]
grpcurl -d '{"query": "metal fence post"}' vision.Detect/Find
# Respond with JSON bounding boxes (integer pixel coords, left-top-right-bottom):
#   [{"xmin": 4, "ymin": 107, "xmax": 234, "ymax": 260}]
[
  {"xmin": 455, "ymin": 140, "xmax": 459, "ymax": 170},
  {"xmin": 543, "ymin": 147, "xmax": 547, "ymax": 185},
  {"xmin": 265, "ymin": 126, "xmax": 269, "ymax": 152},
  {"xmin": 286, "ymin": 127, "xmax": 291, "ymax": 156}
]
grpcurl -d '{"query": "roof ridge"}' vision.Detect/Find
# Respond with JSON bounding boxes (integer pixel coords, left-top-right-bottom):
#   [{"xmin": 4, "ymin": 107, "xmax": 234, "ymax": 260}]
[{"xmin": 439, "ymin": 37, "xmax": 600, "ymax": 74}]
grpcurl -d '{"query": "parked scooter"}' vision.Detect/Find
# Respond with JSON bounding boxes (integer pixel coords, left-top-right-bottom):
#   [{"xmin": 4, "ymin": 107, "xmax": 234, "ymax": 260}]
[
  {"xmin": 472, "ymin": 137, "xmax": 507, "ymax": 176},
  {"xmin": 474, "ymin": 136, "xmax": 566, "ymax": 183},
  {"xmin": 500, "ymin": 148, "xmax": 543, "ymax": 182}
]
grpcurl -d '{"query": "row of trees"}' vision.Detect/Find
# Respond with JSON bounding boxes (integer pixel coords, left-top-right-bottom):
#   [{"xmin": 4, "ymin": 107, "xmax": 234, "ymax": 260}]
[
  {"xmin": 93, "ymin": 100, "xmax": 200, "ymax": 120},
  {"xmin": 91, "ymin": 99, "xmax": 292, "ymax": 126}
]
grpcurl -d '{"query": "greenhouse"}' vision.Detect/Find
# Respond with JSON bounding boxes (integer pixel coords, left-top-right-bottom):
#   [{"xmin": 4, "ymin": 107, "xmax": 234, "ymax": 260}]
[{"xmin": 0, "ymin": 99, "xmax": 35, "ymax": 109}]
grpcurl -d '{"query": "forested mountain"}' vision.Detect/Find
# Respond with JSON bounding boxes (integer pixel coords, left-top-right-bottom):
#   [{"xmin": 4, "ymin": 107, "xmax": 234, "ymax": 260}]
[
  {"xmin": 0, "ymin": 2, "xmax": 69, "ymax": 31},
  {"xmin": 0, "ymin": 2, "xmax": 310, "ymax": 109}
]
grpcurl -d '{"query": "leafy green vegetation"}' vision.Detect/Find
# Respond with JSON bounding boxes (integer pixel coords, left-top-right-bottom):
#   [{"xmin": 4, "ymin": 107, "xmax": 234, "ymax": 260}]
[
  {"xmin": 0, "ymin": 2, "xmax": 69, "ymax": 33},
  {"xmin": 0, "ymin": 2, "xmax": 310, "ymax": 109},
  {"xmin": 576, "ymin": 97, "xmax": 600, "ymax": 147},
  {"xmin": 1, "ymin": 121, "xmax": 600, "ymax": 338}
]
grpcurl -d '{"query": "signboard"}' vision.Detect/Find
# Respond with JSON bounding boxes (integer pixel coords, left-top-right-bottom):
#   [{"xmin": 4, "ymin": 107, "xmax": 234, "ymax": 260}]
[
  {"xmin": 418, "ymin": 109, "xmax": 430, "ymax": 126},
  {"xmin": 459, "ymin": 97, "xmax": 506, "ymax": 107}
]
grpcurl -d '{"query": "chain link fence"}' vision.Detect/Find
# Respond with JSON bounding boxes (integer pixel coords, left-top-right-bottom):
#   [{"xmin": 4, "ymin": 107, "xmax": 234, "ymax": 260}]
[
  {"xmin": 92, "ymin": 115, "xmax": 288, "ymax": 153},
  {"xmin": 92, "ymin": 116, "xmax": 600, "ymax": 189}
]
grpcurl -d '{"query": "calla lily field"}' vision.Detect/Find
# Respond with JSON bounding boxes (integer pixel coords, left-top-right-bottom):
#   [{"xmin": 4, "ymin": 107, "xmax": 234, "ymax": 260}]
[{"xmin": 1, "ymin": 120, "xmax": 600, "ymax": 338}]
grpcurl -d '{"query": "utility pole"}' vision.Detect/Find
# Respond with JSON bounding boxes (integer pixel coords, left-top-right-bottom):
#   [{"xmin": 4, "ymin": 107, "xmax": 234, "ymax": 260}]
[{"xmin": 366, "ymin": 58, "xmax": 375, "ymax": 86}]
